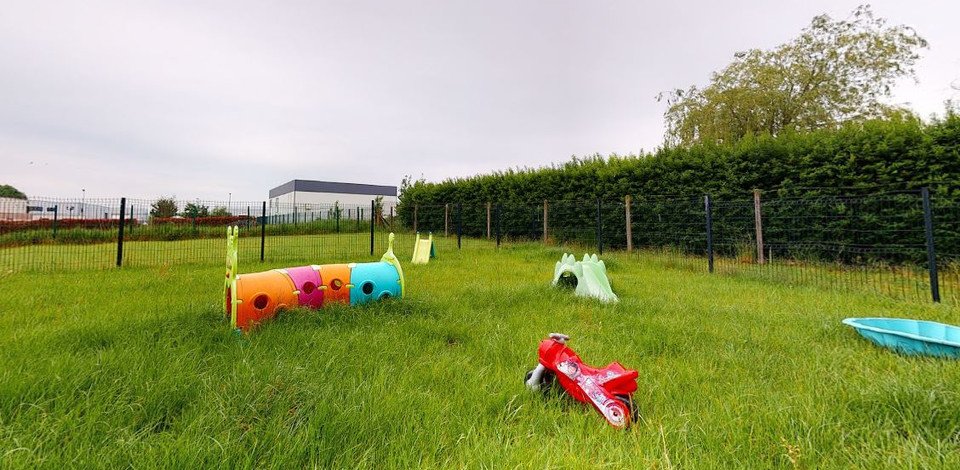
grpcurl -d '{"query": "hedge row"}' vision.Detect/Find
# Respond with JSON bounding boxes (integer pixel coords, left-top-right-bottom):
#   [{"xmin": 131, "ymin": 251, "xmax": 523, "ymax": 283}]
[
  {"xmin": 151, "ymin": 215, "xmax": 255, "ymax": 226},
  {"xmin": 398, "ymin": 115, "xmax": 960, "ymax": 263},
  {"xmin": 399, "ymin": 115, "xmax": 960, "ymax": 209}
]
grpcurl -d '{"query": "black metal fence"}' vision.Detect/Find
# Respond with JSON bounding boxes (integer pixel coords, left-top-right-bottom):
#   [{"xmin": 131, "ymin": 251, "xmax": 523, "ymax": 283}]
[
  {"xmin": 406, "ymin": 189, "xmax": 960, "ymax": 305},
  {"xmin": 3, "ymin": 189, "xmax": 960, "ymax": 304},
  {"xmin": 0, "ymin": 197, "xmax": 412, "ymax": 271}
]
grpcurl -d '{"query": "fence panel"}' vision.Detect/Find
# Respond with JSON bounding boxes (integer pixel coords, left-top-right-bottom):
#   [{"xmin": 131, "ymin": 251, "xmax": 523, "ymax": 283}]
[{"xmin": 4, "ymin": 190, "xmax": 960, "ymax": 305}]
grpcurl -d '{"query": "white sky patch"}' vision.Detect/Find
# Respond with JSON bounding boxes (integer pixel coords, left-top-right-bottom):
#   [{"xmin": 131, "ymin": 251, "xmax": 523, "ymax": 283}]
[{"xmin": 0, "ymin": 0, "xmax": 957, "ymax": 201}]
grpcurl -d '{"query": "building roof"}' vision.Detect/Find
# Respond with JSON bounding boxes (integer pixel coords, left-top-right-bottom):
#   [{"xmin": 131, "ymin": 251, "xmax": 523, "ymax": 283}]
[{"xmin": 269, "ymin": 179, "xmax": 397, "ymax": 198}]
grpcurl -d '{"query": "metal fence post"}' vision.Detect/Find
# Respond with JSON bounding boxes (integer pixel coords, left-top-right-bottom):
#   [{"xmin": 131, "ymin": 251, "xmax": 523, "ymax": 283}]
[
  {"xmin": 624, "ymin": 195, "xmax": 632, "ymax": 252},
  {"xmin": 596, "ymin": 198, "xmax": 603, "ymax": 255},
  {"xmin": 246, "ymin": 206, "xmax": 251, "ymax": 229},
  {"xmin": 705, "ymin": 195, "xmax": 714, "ymax": 273},
  {"xmin": 52, "ymin": 204, "xmax": 59, "ymax": 239},
  {"xmin": 754, "ymin": 189, "xmax": 765, "ymax": 264},
  {"xmin": 260, "ymin": 201, "xmax": 267, "ymax": 262},
  {"xmin": 370, "ymin": 200, "xmax": 375, "ymax": 256},
  {"xmin": 413, "ymin": 204, "xmax": 418, "ymax": 233},
  {"xmin": 457, "ymin": 203, "xmax": 462, "ymax": 249},
  {"xmin": 486, "ymin": 202, "xmax": 491, "ymax": 239},
  {"xmin": 116, "ymin": 197, "xmax": 126, "ymax": 267},
  {"xmin": 445, "ymin": 203, "xmax": 450, "ymax": 237},
  {"xmin": 922, "ymin": 187, "xmax": 940, "ymax": 302},
  {"xmin": 495, "ymin": 203, "xmax": 502, "ymax": 248}
]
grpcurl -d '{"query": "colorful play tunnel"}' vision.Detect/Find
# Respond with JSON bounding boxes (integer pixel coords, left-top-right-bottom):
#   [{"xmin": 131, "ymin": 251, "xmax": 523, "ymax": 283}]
[{"xmin": 224, "ymin": 229, "xmax": 405, "ymax": 331}]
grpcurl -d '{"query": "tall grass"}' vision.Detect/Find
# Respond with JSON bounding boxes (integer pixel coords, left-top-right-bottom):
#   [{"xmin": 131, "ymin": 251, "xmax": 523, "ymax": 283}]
[{"xmin": 2, "ymin": 244, "xmax": 960, "ymax": 467}]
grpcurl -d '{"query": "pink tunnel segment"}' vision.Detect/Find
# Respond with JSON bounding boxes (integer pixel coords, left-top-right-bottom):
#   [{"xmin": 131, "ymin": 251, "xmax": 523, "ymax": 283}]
[{"xmin": 285, "ymin": 265, "xmax": 324, "ymax": 309}]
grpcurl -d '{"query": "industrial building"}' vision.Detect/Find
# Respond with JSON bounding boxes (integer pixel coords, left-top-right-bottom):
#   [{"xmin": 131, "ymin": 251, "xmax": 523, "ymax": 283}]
[{"xmin": 267, "ymin": 179, "xmax": 398, "ymax": 220}]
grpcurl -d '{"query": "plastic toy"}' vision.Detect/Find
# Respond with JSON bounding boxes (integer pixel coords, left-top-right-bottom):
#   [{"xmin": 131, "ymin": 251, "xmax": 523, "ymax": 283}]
[
  {"xmin": 411, "ymin": 232, "xmax": 435, "ymax": 265},
  {"xmin": 224, "ymin": 227, "xmax": 405, "ymax": 331},
  {"xmin": 552, "ymin": 253, "xmax": 618, "ymax": 303},
  {"xmin": 843, "ymin": 317, "xmax": 960, "ymax": 359},
  {"xmin": 525, "ymin": 333, "xmax": 638, "ymax": 429}
]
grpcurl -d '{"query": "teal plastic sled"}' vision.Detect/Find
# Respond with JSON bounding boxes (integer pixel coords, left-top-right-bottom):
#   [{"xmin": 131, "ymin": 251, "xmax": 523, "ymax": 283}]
[
  {"xmin": 552, "ymin": 253, "xmax": 618, "ymax": 303},
  {"xmin": 842, "ymin": 317, "xmax": 960, "ymax": 359}
]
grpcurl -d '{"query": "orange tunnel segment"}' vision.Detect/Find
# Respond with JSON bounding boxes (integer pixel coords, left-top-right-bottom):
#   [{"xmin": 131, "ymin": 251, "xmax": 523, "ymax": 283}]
[
  {"xmin": 233, "ymin": 269, "xmax": 299, "ymax": 330},
  {"xmin": 317, "ymin": 264, "xmax": 352, "ymax": 305}
]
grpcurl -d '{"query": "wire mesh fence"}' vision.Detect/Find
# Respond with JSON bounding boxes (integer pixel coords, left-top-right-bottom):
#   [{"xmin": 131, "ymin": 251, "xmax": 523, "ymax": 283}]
[{"xmin": 2, "ymin": 189, "xmax": 958, "ymax": 305}]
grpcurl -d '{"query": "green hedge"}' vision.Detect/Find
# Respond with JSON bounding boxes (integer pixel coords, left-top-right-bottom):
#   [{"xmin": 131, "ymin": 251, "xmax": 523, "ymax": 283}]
[
  {"xmin": 399, "ymin": 115, "xmax": 960, "ymax": 262},
  {"xmin": 400, "ymin": 115, "xmax": 960, "ymax": 207}
]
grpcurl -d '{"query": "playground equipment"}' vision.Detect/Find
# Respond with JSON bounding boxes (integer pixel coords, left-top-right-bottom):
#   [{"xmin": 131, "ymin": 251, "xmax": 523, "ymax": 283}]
[
  {"xmin": 552, "ymin": 253, "xmax": 618, "ymax": 303},
  {"xmin": 224, "ymin": 227, "xmax": 405, "ymax": 331},
  {"xmin": 525, "ymin": 333, "xmax": 639, "ymax": 429},
  {"xmin": 843, "ymin": 317, "xmax": 960, "ymax": 359},
  {"xmin": 411, "ymin": 232, "xmax": 436, "ymax": 265}
]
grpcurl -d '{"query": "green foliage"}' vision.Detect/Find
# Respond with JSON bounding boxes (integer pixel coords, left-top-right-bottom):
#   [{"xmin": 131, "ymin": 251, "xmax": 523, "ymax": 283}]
[
  {"xmin": 398, "ymin": 115, "xmax": 960, "ymax": 259},
  {"xmin": 372, "ymin": 196, "xmax": 384, "ymax": 224},
  {"xmin": 327, "ymin": 201, "xmax": 342, "ymax": 220},
  {"xmin": 660, "ymin": 5, "xmax": 928, "ymax": 145},
  {"xmin": 0, "ymin": 184, "xmax": 27, "ymax": 199},
  {"xmin": 180, "ymin": 203, "xmax": 209, "ymax": 218},
  {"xmin": 399, "ymin": 115, "xmax": 960, "ymax": 209},
  {"xmin": 150, "ymin": 197, "xmax": 178, "ymax": 218},
  {"xmin": 210, "ymin": 206, "xmax": 231, "ymax": 217}
]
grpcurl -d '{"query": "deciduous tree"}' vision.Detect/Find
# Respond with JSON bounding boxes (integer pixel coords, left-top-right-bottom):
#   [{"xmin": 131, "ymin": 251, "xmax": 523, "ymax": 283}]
[
  {"xmin": 181, "ymin": 203, "xmax": 209, "ymax": 218},
  {"xmin": 660, "ymin": 5, "xmax": 927, "ymax": 145},
  {"xmin": 0, "ymin": 184, "xmax": 27, "ymax": 199},
  {"xmin": 150, "ymin": 197, "xmax": 178, "ymax": 218}
]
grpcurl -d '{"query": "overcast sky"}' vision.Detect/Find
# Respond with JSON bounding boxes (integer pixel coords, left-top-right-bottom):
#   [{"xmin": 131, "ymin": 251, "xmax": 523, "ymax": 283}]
[{"xmin": 1, "ymin": 0, "xmax": 957, "ymax": 202}]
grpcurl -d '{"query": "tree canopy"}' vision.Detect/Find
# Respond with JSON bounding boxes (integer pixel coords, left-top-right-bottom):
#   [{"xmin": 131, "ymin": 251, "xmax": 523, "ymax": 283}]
[
  {"xmin": 150, "ymin": 197, "xmax": 178, "ymax": 218},
  {"xmin": 181, "ymin": 203, "xmax": 209, "ymax": 218},
  {"xmin": 660, "ymin": 5, "xmax": 927, "ymax": 146},
  {"xmin": 210, "ymin": 206, "xmax": 232, "ymax": 217},
  {"xmin": 0, "ymin": 184, "xmax": 27, "ymax": 199}
]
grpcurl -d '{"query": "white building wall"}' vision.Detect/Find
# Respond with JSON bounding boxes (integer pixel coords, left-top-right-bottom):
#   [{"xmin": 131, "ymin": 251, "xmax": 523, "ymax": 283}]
[
  {"xmin": 0, "ymin": 197, "xmax": 28, "ymax": 221},
  {"xmin": 269, "ymin": 191, "xmax": 398, "ymax": 217}
]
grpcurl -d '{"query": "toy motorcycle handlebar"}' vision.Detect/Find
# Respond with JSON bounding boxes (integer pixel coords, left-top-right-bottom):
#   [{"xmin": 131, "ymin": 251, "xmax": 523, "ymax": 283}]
[{"xmin": 548, "ymin": 332, "xmax": 570, "ymax": 344}]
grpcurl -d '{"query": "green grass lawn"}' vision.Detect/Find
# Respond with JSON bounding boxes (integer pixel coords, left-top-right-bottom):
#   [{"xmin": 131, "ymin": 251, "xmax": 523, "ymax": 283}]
[{"xmin": 2, "ymin": 243, "xmax": 960, "ymax": 468}]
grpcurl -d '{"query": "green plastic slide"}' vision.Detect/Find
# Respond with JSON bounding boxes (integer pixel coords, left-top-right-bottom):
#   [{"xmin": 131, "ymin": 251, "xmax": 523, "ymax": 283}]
[
  {"xmin": 552, "ymin": 253, "xmax": 618, "ymax": 303},
  {"xmin": 411, "ymin": 232, "xmax": 436, "ymax": 265}
]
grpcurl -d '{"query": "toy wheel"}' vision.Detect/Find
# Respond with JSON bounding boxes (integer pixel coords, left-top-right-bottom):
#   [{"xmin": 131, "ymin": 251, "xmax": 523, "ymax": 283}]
[
  {"xmin": 524, "ymin": 369, "xmax": 555, "ymax": 392},
  {"xmin": 615, "ymin": 394, "xmax": 638, "ymax": 425},
  {"xmin": 540, "ymin": 370, "xmax": 555, "ymax": 391}
]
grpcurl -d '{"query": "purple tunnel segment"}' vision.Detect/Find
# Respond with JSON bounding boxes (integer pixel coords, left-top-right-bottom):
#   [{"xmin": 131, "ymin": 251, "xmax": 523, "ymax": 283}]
[{"xmin": 284, "ymin": 265, "xmax": 324, "ymax": 308}]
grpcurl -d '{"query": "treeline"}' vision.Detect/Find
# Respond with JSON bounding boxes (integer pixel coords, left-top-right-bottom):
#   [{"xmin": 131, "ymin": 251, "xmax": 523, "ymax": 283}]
[
  {"xmin": 399, "ymin": 115, "xmax": 960, "ymax": 263},
  {"xmin": 399, "ymin": 114, "xmax": 960, "ymax": 208}
]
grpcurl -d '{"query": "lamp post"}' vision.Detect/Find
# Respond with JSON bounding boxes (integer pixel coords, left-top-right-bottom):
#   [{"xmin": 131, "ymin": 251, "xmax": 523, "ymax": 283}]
[
  {"xmin": 81, "ymin": 188, "xmax": 85, "ymax": 218},
  {"xmin": 228, "ymin": 192, "xmax": 232, "ymax": 213}
]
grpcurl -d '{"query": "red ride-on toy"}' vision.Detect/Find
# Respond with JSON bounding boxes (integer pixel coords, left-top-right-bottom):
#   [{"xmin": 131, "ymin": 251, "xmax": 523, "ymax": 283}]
[{"xmin": 525, "ymin": 333, "xmax": 639, "ymax": 429}]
